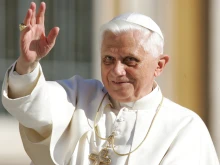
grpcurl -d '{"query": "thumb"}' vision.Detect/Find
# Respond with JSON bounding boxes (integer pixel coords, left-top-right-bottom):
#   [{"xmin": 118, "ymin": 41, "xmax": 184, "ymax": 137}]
[{"xmin": 46, "ymin": 27, "xmax": 60, "ymax": 46}]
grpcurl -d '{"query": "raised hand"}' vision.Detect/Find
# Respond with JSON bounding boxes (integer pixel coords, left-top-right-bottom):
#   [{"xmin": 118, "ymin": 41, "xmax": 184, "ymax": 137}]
[{"xmin": 16, "ymin": 2, "xmax": 59, "ymax": 74}]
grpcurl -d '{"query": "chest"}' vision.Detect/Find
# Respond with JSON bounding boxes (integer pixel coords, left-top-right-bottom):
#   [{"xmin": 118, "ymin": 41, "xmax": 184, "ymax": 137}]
[{"xmin": 71, "ymin": 107, "xmax": 171, "ymax": 165}]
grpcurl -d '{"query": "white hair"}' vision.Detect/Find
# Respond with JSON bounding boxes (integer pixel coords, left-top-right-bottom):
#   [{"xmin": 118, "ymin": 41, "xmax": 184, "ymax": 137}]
[{"xmin": 99, "ymin": 20, "xmax": 164, "ymax": 57}]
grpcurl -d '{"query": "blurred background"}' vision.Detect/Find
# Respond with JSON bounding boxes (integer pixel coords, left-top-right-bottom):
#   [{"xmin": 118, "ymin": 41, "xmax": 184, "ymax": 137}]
[{"xmin": 0, "ymin": 0, "xmax": 219, "ymax": 164}]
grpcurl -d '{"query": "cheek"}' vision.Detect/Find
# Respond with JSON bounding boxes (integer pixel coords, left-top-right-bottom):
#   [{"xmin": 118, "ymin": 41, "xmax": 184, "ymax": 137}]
[
  {"xmin": 127, "ymin": 65, "xmax": 155, "ymax": 84},
  {"xmin": 101, "ymin": 63, "xmax": 112, "ymax": 75},
  {"xmin": 139, "ymin": 62, "xmax": 156, "ymax": 75},
  {"xmin": 101, "ymin": 66, "xmax": 110, "ymax": 82},
  {"xmin": 127, "ymin": 66, "xmax": 146, "ymax": 78}
]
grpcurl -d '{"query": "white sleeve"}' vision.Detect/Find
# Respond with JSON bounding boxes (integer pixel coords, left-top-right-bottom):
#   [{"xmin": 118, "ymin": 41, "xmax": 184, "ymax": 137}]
[
  {"xmin": 2, "ymin": 62, "xmax": 52, "ymax": 137},
  {"xmin": 8, "ymin": 62, "xmax": 40, "ymax": 98}
]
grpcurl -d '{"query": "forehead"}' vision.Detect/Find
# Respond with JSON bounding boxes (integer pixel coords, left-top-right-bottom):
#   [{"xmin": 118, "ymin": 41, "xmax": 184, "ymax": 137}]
[
  {"xmin": 101, "ymin": 30, "xmax": 146, "ymax": 54},
  {"xmin": 102, "ymin": 30, "xmax": 142, "ymax": 46}
]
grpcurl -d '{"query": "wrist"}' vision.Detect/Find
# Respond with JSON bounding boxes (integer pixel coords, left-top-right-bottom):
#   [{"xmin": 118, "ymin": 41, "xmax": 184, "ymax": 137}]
[{"xmin": 15, "ymin": 57, "xmax": 38, "ymax": 75}]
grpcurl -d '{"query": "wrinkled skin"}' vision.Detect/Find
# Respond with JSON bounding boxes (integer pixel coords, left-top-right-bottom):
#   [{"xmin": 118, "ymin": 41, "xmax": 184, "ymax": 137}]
[
  {"xmin": 17, "ymin": 2, "xmax": 59, "ymax": 74},
  {"xmin": 101, "ymin": 31, "xmax": 169, "ymax": 102}
]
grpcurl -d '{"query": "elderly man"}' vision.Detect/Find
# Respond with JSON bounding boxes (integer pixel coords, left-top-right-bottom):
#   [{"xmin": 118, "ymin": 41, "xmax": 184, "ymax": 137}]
[{"xmin": 2, "ymin": 2, "xmax": 219, "ymax": 165}]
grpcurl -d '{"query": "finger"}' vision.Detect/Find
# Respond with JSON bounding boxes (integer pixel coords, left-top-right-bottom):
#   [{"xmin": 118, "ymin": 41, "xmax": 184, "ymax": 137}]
[
  {"xmin": 36, "ymin": 2, "xmax": 46, "ymax": 25},
  {"xmin": 20, "ymin": 26, "xmax": 31, "ymax": 38},
  {"xmin": 23, "ymin": 9, "xmax": 32, "ymax": 25},
  {"xmin": 30, "ymin": 2, "xmax": 36, "ymax": 25},
  {"xmin": 46, "ymin": 27, "xmax": 60, "ymax": 46}
]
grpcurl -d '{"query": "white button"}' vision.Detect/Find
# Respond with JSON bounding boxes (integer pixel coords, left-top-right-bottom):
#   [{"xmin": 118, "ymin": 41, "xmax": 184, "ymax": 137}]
[
  {"xmin": 117, "ymin": 118, "xmax": 124, "ymax": 122},
  {"xmin": 113, "ymin": 131, "xmax": 120, "ymax": 136},
  {"xmin": 123, "ymin": 108, "xmax": 129, "ymax": 112}
]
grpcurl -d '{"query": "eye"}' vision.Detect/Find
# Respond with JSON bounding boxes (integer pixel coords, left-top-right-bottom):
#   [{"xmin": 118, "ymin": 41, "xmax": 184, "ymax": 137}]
[
  {"xmin": 123, "ymin": 57, "xmax": 138, "ymax": 66},
  {"xmin": 103, "ymin": 56, "xmax": 115, "ymax": 65}
]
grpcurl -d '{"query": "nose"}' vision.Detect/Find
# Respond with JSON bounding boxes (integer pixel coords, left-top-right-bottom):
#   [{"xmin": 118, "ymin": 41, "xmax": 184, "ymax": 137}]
[{"xmin": 111, "ymin": 61, "xmax": 126, "ymax": 76}]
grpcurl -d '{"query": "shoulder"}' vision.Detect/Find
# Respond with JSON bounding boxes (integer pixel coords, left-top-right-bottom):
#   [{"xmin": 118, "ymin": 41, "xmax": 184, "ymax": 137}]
[
  {"xmin": 54, "ymin": 75, "xmax": 106, "ymax": 104},
  {"xmin": 162, "ymin": 98, "xmax": 201, "ymax": 120},
  {"xmin": 157, "ymin": 98, "xmax": 218, "ymax": 164},
  {"xmin": 56, "ymin": 75, "xmax": 104, "ymax": 93},
  {"xmin": 159, "ymin": 98, "xmax": 207, "ymax": 133},
  {"xmin": 155, "ymin": 98, "xmax": 213, "ymax": 149}
]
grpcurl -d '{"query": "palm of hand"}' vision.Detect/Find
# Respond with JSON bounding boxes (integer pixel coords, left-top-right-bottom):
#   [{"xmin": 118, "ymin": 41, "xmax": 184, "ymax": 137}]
[
  {"xmin": 20, "ymin": 24, "xmax": 48, "ymax": 63},
  {"xmin": 19, "ymin": 2, "xmax": 59, "ymax": 65}
]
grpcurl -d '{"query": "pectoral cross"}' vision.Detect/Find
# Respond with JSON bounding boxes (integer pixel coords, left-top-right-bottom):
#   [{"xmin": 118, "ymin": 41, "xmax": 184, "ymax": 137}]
[
  {"xmin": 89, "ymin": 148, "xmax": 111, "ymax": 165},
  {"xmin": 89, "ymin": 133, "xmax": 115, "ymax": 164}
]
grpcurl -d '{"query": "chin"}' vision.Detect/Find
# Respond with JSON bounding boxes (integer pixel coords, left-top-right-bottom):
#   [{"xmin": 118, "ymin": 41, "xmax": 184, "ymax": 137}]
[{"xmin": 109, "ymin": 91, "xmax": 133, "ymax": 102}]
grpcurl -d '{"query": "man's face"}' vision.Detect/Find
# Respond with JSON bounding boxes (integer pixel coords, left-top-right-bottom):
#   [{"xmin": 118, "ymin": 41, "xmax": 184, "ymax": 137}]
[{"xmin": 101, "ymin": 30, "xmax": 160, "ymax": 102}]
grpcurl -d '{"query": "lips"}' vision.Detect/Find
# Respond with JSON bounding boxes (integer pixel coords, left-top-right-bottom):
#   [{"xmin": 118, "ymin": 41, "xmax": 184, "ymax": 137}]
[{"xmin": 112, "ymin": 81, "xmax": 129, "ymax": 84}]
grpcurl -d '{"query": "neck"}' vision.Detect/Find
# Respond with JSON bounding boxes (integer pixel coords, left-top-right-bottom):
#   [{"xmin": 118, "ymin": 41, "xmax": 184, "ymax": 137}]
[{"xmin": 110, "ymin": 82, "xmax": 158, "ymax": 110}]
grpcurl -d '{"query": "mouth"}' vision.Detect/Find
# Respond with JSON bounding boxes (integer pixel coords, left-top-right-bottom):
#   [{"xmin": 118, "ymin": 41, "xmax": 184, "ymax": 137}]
[{"xmin": 112, "ymin": 81, "xmax": 129, "ymax": 84}]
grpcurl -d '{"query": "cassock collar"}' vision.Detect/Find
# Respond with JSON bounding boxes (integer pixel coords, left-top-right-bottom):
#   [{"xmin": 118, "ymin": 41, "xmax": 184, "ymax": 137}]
[
  {"xmin": 96, "ymin": 82, "xmax": 163, "ymax": 126},
  {"xmin": 109, "ymin": 81, "xmax": 163, "ymax": 110}
]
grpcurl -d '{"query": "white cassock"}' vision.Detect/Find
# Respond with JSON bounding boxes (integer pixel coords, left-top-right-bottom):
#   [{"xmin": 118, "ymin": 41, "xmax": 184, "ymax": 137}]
[{"xmin": 2, "ymin": 63, "xmax": 219, "ymax": 165}]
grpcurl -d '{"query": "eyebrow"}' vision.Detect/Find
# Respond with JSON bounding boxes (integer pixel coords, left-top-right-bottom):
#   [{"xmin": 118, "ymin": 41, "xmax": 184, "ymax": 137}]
[
  {"xmin": 102, "ymin": 53, "xmax": 141, "ymax": 60},
  {"xmin": 125, "ymin": 53, "xmax": 141, "ymax": 60}
]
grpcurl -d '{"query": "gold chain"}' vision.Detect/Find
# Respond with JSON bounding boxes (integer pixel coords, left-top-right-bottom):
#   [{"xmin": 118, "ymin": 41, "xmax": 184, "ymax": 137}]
[{"xmin": 93, "ymin": 93, "xmax": 164, "ymax": 156}]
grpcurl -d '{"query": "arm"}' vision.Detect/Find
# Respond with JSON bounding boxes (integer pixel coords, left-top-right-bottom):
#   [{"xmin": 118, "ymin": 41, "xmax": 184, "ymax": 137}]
[
  {"xmin": 2, "ymin": 62, "xmax": 52, "ymax": 137},
  {"xmin": 2, "ymin": 2, "xmax": 59, "ymax": 137},
  {"xmin": 1, "ymin": 3, "xmax": 99, "ymax": 164}
]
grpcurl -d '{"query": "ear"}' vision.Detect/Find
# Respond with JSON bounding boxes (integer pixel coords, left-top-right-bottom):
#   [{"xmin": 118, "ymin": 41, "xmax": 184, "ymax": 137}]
[{"xmin": 154, "ymin": 54, "xmax": 169, "ymax": 77}]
